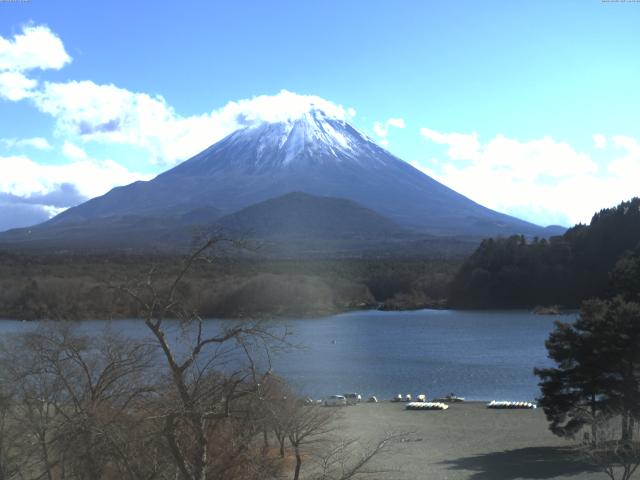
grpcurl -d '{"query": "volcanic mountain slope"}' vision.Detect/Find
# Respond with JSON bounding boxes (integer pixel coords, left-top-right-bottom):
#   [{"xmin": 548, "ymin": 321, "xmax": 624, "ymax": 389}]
[
  {"xmin": 0, "ymin": 106, "xmax": 564, "ymax": 251},
  {"xmin": 217, "ymin": 192, "xmax": 408, "ymax": 239}
]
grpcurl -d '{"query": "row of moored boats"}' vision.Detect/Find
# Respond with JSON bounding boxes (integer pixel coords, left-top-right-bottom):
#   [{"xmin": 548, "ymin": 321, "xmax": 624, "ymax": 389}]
[
  {"xmin": 486, "ymin": 400, "xmax": 537, "ymax": 409},
  {"xmin": 406, "ymin": 402, "xmax": 449, "ymax": 410},
  {"xmin": 393, "ymin": 393, "xmax": 465, "ymax": 403},
  {"xmin": 405, "ymin": 399, "xmax": 537, "ymax": 411}
]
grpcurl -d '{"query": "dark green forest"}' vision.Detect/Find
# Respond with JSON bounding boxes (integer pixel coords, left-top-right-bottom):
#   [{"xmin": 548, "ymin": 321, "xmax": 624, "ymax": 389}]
[
  {"xmin": 0, "ymin": 252, "xmax": 458, "ymax": 320},
  {"xmin": 449, "ymin": 197, "xmax": 640, "ymax": 308}
]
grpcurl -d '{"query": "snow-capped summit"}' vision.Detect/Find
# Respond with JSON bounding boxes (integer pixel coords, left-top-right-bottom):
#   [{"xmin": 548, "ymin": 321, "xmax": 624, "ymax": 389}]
[
  {"xmin": 251, "ymin": 108, "xmax": 363, "ymax": 164},
  {"xmin": 171, "ymin": 106, "xmax": 384, "ymax": 176}
]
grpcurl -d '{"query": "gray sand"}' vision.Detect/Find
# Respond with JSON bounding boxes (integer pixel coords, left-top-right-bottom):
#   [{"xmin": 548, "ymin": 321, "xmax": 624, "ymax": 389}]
[{"xmin": 330, "ymin": 402, "xmax": 605, "ymax": 480}]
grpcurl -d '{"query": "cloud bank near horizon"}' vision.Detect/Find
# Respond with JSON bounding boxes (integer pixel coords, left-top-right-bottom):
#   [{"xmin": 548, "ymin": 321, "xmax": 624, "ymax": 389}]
[{"xmin": 412, "ymin": 129, "xmax": 640, "ymax": 226}]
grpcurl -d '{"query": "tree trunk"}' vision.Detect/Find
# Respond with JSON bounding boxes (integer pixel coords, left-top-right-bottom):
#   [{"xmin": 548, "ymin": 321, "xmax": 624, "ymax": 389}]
[
  {"xmin": 591, "ymin": 393, "xmax": 597, "ymax": 445},
  {"xmin": 293, "ymin": 446, "xmax": 301, "ymax": 480},
  {"xmin": 40, "ymin": 427, "xmax": 54, "ymax": 480},
  {"xmin": 279, "ymin": 438, "xmax": 286, "ymax": 458},
  {"xmin": 622, "ymin": 410, "xmax": 630, "ymax": 443},
  {"xmin": 194, "ymin": 418, "xmax": 209, "ymax": 480}
]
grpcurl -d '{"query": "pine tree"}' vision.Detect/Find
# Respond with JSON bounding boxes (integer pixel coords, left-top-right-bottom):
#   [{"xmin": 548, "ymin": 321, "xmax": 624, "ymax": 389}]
[{"xmin": 535, "ymin": 298, "xmax": 640, "ymax": 443}]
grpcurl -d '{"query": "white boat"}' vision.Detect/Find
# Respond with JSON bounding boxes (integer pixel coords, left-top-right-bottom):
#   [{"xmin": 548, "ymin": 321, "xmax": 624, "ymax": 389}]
[
  {"xmin": 486, "ymin": 400, "xmax": 536, "ymax": 409},
  {"xmin": 406, "ymin": 402, "xmax": 449, "ymax": 411}
]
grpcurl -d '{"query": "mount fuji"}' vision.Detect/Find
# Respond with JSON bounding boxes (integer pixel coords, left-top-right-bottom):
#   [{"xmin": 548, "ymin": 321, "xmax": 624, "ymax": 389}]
[{"xmin": 0, "ymin": 106, "xmax": 563, "ymax": 253}]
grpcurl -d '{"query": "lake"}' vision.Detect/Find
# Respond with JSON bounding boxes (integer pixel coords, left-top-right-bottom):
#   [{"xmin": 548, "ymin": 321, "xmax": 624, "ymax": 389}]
[{"xmin": 0, "ymin": 309, "xmax": 574, "ymax": 402}]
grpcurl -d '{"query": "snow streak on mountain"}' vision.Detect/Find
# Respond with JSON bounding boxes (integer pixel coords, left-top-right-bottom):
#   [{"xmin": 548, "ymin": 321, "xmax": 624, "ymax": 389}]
[{"xmin": 171, "ymin": 108, "xmax": 389, "ymax": 174}]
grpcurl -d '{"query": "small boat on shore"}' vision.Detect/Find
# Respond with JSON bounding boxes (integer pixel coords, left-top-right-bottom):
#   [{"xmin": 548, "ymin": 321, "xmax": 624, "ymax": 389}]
[
  {"xmin": 487, "ymin": 400, "xmax": 536, "ymax": 409},
  {"xmin": 406, "ymin": 402, "xmax": 449, "ymax": 411},
  {"xmin": 433, "ymin": 394, "xmax": 465, "ymax": 403}
]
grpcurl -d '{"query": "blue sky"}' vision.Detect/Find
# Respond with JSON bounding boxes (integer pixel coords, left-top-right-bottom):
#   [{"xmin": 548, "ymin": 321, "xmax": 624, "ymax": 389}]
[{"xmin": 1, "ymin": 0, "xmax": 639, "ymax": 230}]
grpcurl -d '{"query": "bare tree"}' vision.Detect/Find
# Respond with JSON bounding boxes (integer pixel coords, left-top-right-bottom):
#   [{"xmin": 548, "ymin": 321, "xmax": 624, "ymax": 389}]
[
  {"xmin": 119, "ymin": 238, "xmax": 287, "ymax": 480},
  {"xmin": 258, "ymin": 375, "xmax": 296, "ymax": 458},
  {"xmin": 0, "ymin": 389, "xmax": 19, "ymax": 480},
  {"xmin": 579, "ymin": 415, "xmax": 640, "ymax": 480},
  {"xmin": 286, "ymin": 402, "xmax": 337, "ymax": 480},
  {"xmin": 0, "ymin": 324, "xmax": 159, "ymax": 480},
  {"xmin": 1, "ymin": 334, "xmax": 64, "ymax": 480},
  {"xmin": 312, "ymin": 433, "xmax": 403, "ymax": 480}
]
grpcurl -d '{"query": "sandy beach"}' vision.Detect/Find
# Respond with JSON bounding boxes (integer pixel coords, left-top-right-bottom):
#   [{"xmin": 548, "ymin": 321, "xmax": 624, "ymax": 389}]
[{"xmin": 331, "ymin": 402, "xmax": 604, "ymax": 480}]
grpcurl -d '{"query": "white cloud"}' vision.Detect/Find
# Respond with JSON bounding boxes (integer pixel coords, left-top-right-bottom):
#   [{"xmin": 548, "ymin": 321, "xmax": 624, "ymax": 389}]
[
  {"xmin": 372, "ymin": 117, "xmax": 405, "ymax": 146},
  {"xmin": 28, "ymin": 83, "xmax": 357, "ymax": 165},
  {"xmin": 417, "ymin": 127, "xmax": 639, "ymax": 226},
  {"xmin": 62, "ymin": 141, "xmax": 88, "ymax": 160},
  {"xmin": 0, "ymin": 25, "xmax": 71, "ymax": 71},
  {"xmin": 32, "ymin": 80, "xmax": 209, "ymax": 164},
  {"xmin": 0, "ymin": 153, "xmax": 154, "ymax": 230},
  {"xmin": 227, "ymin": 90, "xmax": 356, "ymax": 124},
  {"xmin": 0, "ymin": 182, "xmax": 84, "ymax": 232},
  {"xmin": 0, "ymin": 154, "xmax": 151, "ymax": 202},
  {"xmin": 1, "ymin": 136, "xmax": 51, "ymax": 150},
  {"xmin": 420, "ymin": 128, "xmax": 481, "ymax": 161},
  {"xmin": 593, "ymin": 133, "xmax": 607, "ymax": 150},
  {"xmin": 608, "ymin": 135, "xmax": 640, "ymax": 178},
  {"xmin": 387, "ymin": 118, "xmax": 405, "ymax": 129},
  {"xmin": 0, "ymin": 25, "xmax": 71, "ymax": 102},
  {"xmin": 0, "ymin": 151, "xmax": 151, "ymax": 232},
  {"xmin": 372, "ymin": 122, "xmax": 386, "ymax": 137},
  {"xmin": 0, "ymin": 71, "xmax": 37, "ymax": 100},
  {"xmin": 0, "ymin": 152, "xmax": 155, "ymax": 231},
  {"xmin": 611, "ymin": 135, "xmax": 640, "ymax": 156}
]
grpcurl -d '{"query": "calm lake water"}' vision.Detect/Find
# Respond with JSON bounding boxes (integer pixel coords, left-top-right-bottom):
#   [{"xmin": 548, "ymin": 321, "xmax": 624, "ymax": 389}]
[
  {"xmin": 269, "ymin": 309, "xmax": 574, "ymax": 402},
  {"xmin": 0, "ymin": 309, "xmax": 575, "ymax": 402}
]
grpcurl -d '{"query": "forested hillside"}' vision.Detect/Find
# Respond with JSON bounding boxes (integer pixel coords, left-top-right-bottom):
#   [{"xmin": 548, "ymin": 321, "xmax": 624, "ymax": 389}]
[
  {"xmin": 449, "ymin": 198, "xmax": 640, "ymax": 308},
  {"xmin": 0, "ymin": 252, "xmax": 458, "ymax": 320}
]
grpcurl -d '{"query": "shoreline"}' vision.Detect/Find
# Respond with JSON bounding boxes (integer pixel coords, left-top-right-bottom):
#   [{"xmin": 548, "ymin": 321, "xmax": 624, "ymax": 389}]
[{"xmin": 0, "ymin": 305, "xmax": 580, "ymax": 322}]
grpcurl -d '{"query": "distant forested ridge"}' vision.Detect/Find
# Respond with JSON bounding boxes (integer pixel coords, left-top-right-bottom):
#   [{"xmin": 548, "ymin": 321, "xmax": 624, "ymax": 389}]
[
  {"xmin": 449, "ymin": 198, "xmax": 640, "ymax": 308},
  {"xmin": 0, "ymin": 253, "xmax": 459, "ymax": 320}
]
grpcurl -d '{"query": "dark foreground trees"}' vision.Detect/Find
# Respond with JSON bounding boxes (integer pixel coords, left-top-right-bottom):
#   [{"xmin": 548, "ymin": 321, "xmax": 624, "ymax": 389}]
[
  {"xmin": 535, "ymin": 298, "xmax": 640, "ymax": 479},
  {"xmin": 449, "ymin": 197, "xmax": 640, "ymax": 309},
  {"xmin": 0, "ymin": 325, "xmax": 160, "ymax": 479}
]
